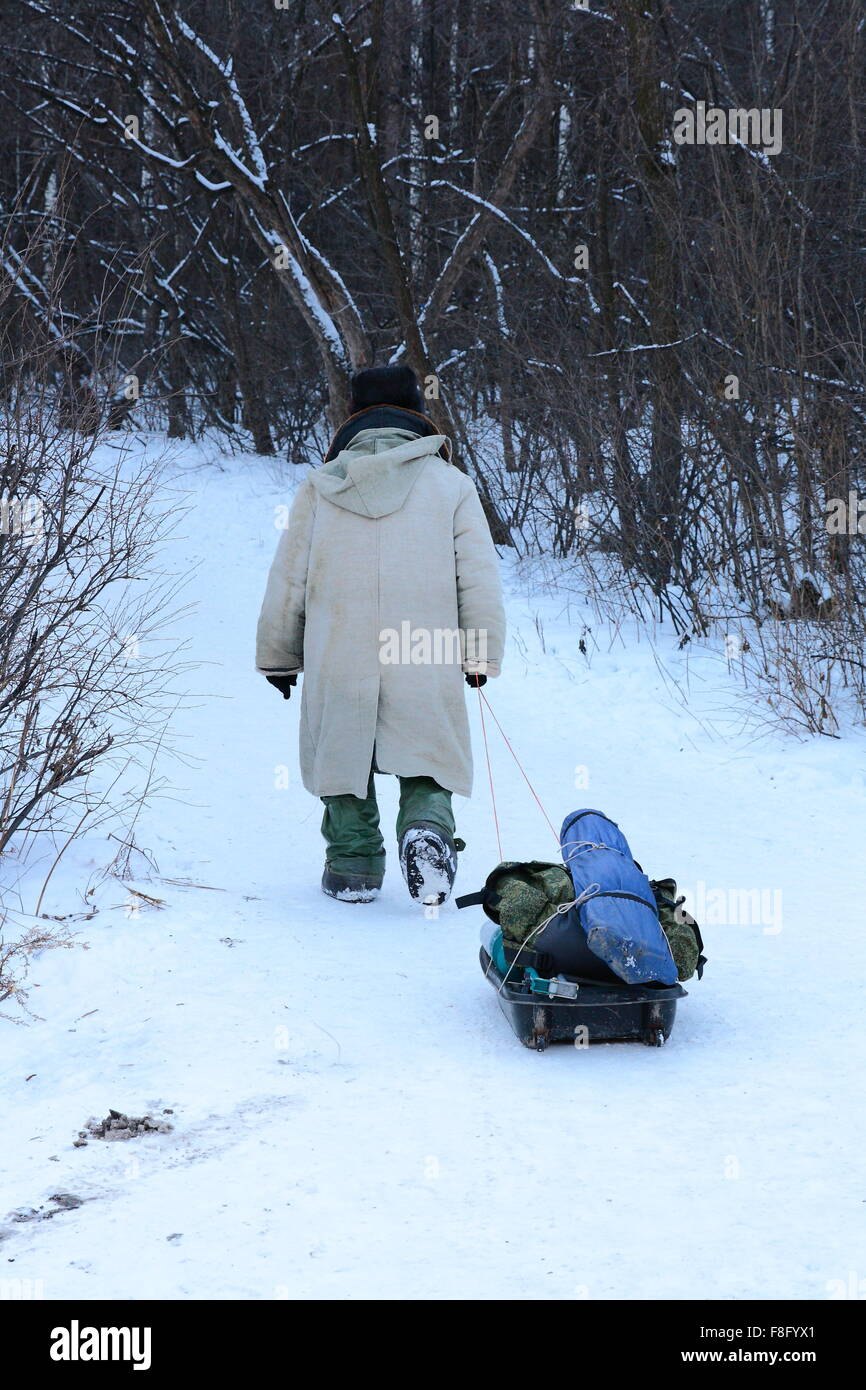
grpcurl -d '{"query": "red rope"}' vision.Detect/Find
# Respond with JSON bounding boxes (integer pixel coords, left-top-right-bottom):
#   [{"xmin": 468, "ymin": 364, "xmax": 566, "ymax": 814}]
[
  {"xmin": 479, "ymin": 687, "xmax": 560, "ymax": 845},
  {"xmin": 474, "ymin": 676, "xmax": 503, "ymax": 860}
]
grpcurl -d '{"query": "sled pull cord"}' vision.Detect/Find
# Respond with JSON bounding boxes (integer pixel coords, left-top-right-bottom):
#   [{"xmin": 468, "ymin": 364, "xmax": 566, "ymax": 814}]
[
  {"xmin": 474, "ymin": 675, "xmax": 504, "ymax": 860},
  {"xmin": 475, "ymin": 683, "xmax": 560, "ymax": 847}
]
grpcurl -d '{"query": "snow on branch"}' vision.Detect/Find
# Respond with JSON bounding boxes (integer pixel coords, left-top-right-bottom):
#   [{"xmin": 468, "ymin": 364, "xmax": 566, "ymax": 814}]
[
  {"xmin": 172, "ymin": 15, "xmax": 270, "ymax": 190},
  {"xmin": 246, "ymin": 212, "xmax": 348, "ymax": 363},
  {"xmin": 421, "ymin": 179, "xmax": 582, "ymax": 303}
]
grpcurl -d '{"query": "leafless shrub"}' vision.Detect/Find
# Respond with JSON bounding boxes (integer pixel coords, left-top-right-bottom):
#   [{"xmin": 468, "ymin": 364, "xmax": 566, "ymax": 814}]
[
  {"xmin": 0, "ymin": 229, "xmax": 191, "ymax": 1016},
  {"xmin": 0, "ymin": 921, "xmax": 78, "ymax": 1020},
  {"xmin": 733, "ymin": 614, "xmax": 866, "ymax": 738}
]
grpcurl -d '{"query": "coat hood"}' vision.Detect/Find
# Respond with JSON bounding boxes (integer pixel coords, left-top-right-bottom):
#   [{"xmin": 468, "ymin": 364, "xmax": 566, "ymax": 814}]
[{"xmin": 308, "ymin": 426, "xmax": 449, "ymax": 518}]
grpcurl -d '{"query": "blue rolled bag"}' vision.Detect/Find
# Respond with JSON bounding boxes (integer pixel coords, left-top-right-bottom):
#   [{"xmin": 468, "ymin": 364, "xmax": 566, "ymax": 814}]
[{"xmin": 546, "ymin": 809, "xmax": 678, "ymax": 986}]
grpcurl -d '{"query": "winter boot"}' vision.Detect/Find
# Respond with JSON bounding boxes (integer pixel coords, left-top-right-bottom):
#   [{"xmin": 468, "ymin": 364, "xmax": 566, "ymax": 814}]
[
  {"xmin": 399, "ymin": 822, "xmax": 459, "ymax": 906},
  {"xmin": 321, "ymin": 866, "xmax": 383, "ymax": 904}
]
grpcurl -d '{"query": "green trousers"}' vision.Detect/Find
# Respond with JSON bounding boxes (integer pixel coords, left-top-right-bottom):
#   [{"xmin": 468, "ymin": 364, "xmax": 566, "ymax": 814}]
[{"xmin": 321, "ymin": 771, "xmax": 455, "ymax": 880}]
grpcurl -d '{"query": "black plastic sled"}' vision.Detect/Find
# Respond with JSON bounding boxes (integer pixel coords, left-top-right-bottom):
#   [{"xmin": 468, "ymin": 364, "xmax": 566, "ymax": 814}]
[{"xmin": 480, "ymin": 945, "xmax": 687, "ymax": 1051}]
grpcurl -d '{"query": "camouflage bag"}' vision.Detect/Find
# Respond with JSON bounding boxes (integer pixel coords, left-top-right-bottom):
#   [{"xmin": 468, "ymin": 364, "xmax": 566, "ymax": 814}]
[
  {"xmin": 490, "ymin": 861, "xmax": 574, "ymax": 947},
  {"xmin": 649, "ymin": 878, "xmax": 706, "ymax": 983}
]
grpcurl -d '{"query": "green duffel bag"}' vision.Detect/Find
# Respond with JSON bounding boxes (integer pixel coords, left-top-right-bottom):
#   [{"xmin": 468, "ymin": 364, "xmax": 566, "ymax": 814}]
[
  {"xmin": 649, "ymin": 877, "xmax": 706, "ymax": 982},
  {"xmin": 488, "ymin": 861, "xmax": 575, "ymax": 948}
]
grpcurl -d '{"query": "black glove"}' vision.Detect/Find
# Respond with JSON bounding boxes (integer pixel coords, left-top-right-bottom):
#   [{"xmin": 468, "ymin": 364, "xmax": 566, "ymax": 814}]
[
  {"xmin": 465, "ymin": 672, "xmax": 487, "ymax": 688},
  {"xmin": 265, "ymin": 674, "xmax": 297, "ymax": 700}
]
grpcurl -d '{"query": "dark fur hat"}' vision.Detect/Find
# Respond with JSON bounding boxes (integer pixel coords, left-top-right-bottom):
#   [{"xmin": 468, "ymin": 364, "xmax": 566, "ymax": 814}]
[{"xmin": 350, "ymin": 365, "xmax": 423, "ymax": 414}]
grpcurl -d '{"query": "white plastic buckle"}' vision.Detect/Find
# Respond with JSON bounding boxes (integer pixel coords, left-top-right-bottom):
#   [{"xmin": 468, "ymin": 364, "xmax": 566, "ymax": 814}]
[{"xmin": 547, "ymin": 975, "xmax": 580, "ymax": 1000}]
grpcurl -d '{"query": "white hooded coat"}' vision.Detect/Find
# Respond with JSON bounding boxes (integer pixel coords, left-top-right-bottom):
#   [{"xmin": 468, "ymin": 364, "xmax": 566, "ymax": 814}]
[{"xmin": 255, "ymin": 425, "xmax": 506, "ymax": 799}]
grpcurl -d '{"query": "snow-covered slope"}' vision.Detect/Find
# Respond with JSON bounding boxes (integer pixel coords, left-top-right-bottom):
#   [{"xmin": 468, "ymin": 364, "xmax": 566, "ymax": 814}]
[{"xmin": 2, "ymin": 440, "xmax": 865, "ymax": 1300}]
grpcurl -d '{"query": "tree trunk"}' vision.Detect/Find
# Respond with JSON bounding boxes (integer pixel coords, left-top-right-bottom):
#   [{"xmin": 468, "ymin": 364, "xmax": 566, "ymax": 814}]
[{"xmin": 617, "ymin": 0, "xmax": 682, "ymax": 592}]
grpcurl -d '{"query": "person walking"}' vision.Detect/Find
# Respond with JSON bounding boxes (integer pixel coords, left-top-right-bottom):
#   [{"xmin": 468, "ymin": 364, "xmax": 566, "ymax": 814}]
[{"xmin": 256, "ymin": 365, "xmax": 506, "ymax": 904}]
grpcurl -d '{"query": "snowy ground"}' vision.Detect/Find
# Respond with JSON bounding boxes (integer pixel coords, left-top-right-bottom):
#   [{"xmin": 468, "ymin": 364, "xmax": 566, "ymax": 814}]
[{"xmin": 2, "ymin": 438, "xmax": 866, "ymax": 1301}]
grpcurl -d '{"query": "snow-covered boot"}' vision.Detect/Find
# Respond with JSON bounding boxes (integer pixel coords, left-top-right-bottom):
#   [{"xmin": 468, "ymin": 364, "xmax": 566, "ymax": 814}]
[
  {"xmin": 321, "ymin": 866, "xmax": 382, "ymax": 903},
  {"xmin": 399, "ymin": 822, "xmax": 458, "ymax": 906}
]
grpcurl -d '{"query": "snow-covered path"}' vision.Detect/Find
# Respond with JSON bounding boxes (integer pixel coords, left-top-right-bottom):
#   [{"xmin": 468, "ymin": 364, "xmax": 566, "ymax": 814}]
[{"xmin": 3, "ymin": 443, "xmax": 865, "ymax": 1300}]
